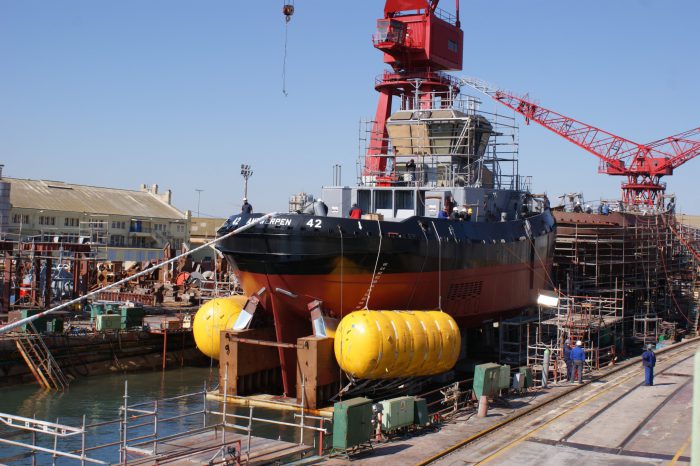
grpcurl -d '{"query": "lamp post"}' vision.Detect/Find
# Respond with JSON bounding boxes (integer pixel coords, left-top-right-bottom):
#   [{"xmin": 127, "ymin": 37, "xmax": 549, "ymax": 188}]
[
  {"xmin": 195, "ymin": 189, "xmax": 204, "ymax": 217},
  {"xmin": 240, "ymin": 164, "xmax": 253, "ymax": 200}
]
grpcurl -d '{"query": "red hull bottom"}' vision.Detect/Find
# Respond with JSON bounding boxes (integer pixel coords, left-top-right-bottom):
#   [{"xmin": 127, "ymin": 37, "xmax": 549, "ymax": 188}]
[{"xmin": 238, "ymin": 262, "xmax": 550, "ymax": 395}]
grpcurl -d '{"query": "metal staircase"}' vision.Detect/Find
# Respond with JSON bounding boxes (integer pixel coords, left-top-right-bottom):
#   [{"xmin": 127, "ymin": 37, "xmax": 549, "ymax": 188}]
[{"xmin": 15, "ymin": 322, "xmax": 69, "ymax": 390}]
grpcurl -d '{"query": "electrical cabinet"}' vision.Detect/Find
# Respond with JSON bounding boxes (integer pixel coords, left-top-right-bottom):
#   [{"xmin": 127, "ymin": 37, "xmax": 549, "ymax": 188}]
[
  {"xmin": 413, "ymin": 397, "xmax": 430, "ymax": 427},
  {"xmin": 473, "ymin": 363, "xmax": 501, "ymax": 398},
  {"xmin": 498, "ymin": 365, "xmax": 511, "ymax": 390},
  {"xmin": 380, "ymin": 396, "xmax": 415, "ymax": 431},
  {"xmin": 331, "ymin": 397, "xmax": 373, "ymax": 451}
]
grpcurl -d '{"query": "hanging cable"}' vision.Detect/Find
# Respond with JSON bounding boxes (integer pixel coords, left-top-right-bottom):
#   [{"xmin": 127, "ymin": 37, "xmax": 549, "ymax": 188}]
[
  {"xmin": 364, "ymin": 220, "xmax": 383, "ymax": 309},
  {"xmin": 282, "ymin": 2, "xmax": 295, "ymax": 96}
]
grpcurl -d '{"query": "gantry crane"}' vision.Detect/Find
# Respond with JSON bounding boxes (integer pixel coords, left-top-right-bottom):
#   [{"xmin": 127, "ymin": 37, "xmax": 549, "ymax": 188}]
[{"xmin": 462, "ymin": 78, "xmax": 700, "ymax": 208}]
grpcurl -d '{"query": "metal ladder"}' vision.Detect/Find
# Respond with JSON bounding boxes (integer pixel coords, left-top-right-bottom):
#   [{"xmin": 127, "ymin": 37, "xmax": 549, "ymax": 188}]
[{"xmin": 15, "ymin": 322, "xmax": 69, "ymax": 390}]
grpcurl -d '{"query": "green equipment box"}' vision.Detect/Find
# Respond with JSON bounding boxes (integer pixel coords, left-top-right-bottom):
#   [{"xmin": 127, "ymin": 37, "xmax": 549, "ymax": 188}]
[
  {"xmin": 45, "ymin": 319, "xmax": 64, "ymax": 333},
  {"xmin": 413, "ymin": 397, "xmax": 430, "ymax": 427},
  {"xmin": 473, "ymin": 363, "xmax": 501, "ymax": 398},
  {"xmin": 96, "ymin": 314, "xmax": 123, "ymax": 331},
  {"xmin": 332, "ymin": 397, "xmax": 373, "ymax": 451},
  {"xmin": 498, "ymin": 365, "xmax": 511, "ymax": 390},
  {"xmin": 120, "ymin": 305, "xmax": 145, "ymax": 328},
  {"xmin": 380, "ymin": 396, "xmax": 415, "ymax": 432}
]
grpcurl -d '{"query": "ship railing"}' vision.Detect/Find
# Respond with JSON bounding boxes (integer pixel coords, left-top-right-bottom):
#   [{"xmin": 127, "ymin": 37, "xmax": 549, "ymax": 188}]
[
  {"xmin": 0, "ymin": 374, "xmax": 328, "ymax": 465},
  {"xmin": 389, "ymin": 6, "xmax": 458, "ymax": 26}
]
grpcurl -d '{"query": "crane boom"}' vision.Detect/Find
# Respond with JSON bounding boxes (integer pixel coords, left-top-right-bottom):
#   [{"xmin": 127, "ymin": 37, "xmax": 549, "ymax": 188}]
[{"xmin": 462, "ymin": 77, "xmax": 700, "ymax": 207}]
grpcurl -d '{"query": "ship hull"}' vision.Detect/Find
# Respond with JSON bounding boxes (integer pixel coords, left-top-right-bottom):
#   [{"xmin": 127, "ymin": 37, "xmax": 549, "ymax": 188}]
[
  {"xmin": 217, "ymin": 211, "xmax": 556, "ymax": 325},
  {"xmin": 216, "ymin": 211, "xmax": 555, "ymax": 395}
]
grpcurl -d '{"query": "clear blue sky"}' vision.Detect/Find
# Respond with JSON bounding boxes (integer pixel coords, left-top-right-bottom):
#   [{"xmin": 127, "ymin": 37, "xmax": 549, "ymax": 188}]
[{"xmin": 2, "ymin": 1, "xmax": 699, "ymax": 216}]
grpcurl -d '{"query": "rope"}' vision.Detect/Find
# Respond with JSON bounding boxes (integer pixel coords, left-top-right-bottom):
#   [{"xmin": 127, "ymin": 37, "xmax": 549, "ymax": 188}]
[
  {"xmin": 364, "ymin": 220, "xmax": 383, "ymax": 309},
  {"xmin": 282, "ymin": 16, "xmax": 290, "ymax": 96},
  {"xmin": 0, "ymin": 213, "xmax": 277, "ymax": 334}
]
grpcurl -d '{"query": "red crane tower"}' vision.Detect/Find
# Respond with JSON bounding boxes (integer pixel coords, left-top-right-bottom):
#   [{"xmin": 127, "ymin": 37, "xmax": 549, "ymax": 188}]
[
  {"xmin": 463, "ymin": 78, "xmax": 700, "ymax": 207},
  {"xmin": 364, "ymin": 0, "xmax": 463, "ymax": 183}
]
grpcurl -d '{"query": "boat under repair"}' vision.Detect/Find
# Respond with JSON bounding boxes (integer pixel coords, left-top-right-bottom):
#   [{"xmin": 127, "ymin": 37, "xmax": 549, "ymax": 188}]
[{"xmin": 213, "ymin": 0, "xmax": 556, "ymax": 394}]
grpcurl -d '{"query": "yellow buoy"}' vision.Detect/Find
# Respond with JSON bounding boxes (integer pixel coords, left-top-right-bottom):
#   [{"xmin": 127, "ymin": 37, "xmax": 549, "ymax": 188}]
[
  {"xmin": 334, "ymin": 310, "xmax": 461, "ymax": 379},
  {"xmin": 192, "ymin": 295, "xmax": 248, "ymax": 360}
]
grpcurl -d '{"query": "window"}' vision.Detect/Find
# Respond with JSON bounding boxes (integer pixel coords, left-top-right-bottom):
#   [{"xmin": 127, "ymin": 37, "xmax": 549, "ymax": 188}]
[
  {"xmin": 110, "ymin": 235, "xmax": 125, "ymax": 246},
  {"xmin": 375, "ymin": 190, "xmax": 392, "ymax": 210},
  {"xmin": 39, "ymin": 216, "xmax": 55, "ymax": 225},
  {"xmin": 65, "ymin": 217, "xmax": 79, "ymax": 227},
  {"xmin": 448, "ymin": 39, "xmax": 458, "ymax": 53},
  {"xmin": 358, "ymin": 190, "xmax": 371, "ymax": 214},
  {"xmin": 395, "ymin": 190, "xmax": 414, "ymax": 210}
]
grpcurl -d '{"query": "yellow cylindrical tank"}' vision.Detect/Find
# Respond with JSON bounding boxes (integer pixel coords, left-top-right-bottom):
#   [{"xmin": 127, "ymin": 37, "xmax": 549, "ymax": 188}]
[
  {"xmin": 334, "ymin": 310, "xmax": 461, "ymax": 379},
  {"xmin": 192, "ymin": 295, "xmax": 248, "ymax": 360}
]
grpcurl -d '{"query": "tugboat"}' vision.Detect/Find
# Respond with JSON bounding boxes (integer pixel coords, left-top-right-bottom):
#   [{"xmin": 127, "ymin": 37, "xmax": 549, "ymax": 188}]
[{"xmin": 215, "ymin": 0, "xmax": 556, "ymax": 393}]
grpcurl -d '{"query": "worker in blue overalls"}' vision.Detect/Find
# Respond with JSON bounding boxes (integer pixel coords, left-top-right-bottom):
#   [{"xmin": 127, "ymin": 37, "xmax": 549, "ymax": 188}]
[
  {"xmin": 570, "ymin": 341, "xmax": 586, "ymax": 384},
  {"xmin": 642, "ymin": 344, "xmax": 656, "ymax": 386}
]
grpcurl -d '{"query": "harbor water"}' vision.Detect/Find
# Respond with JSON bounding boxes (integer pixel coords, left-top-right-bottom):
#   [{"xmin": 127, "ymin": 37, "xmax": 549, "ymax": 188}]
[{"xmin": 0, "ymin": 367, "xmax": 307, "ymax": 464}]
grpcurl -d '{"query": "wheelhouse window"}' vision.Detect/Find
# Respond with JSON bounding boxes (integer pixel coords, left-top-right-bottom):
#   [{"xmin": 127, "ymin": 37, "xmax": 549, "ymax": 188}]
[
  {"xmin": 395, "ymin": 190, "xmax": 414, "ymax": 210},
  {"xmin": 375, "ymin": 190, "xmax": 392, "ymax": 210}
]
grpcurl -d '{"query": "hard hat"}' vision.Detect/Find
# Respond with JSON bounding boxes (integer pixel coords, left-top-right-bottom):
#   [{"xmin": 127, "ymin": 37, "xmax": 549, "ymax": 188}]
[
  {"xmin": 317, "ymin": 198, "xmax": 323, "ymax": 203},
  {"xmin": 575, "ymin": 340, "xmax": 582, "ymax": 346},
  {"xmin": 243, "ymin": 197, "xmax": 247, "ymax": 201},
  {"xmin": 647, "ymin": 344, "xmax": 653, "ymax": 350},
  {"xmin": 565, "ymin": 339, "xmax": 570, "ymax": 345},
  {"xmin": 467, "ymin": 208, "xmax": 473, "ymax": 214},
  {"xmin": 461, "ymin": 207, "xmax": 467, "ymax": 213}
]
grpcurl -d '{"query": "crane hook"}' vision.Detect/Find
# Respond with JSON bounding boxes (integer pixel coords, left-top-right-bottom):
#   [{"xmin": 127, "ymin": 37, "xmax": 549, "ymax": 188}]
[{"xmin": 283, "ymin": 4, "xmax": 294, "ymax": 23}]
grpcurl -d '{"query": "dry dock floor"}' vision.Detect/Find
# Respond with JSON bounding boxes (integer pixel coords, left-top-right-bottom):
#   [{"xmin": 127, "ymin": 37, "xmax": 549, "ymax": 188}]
[{"xmin": 322, "ymin": 339, "xmax": 698, "ymax": 466}]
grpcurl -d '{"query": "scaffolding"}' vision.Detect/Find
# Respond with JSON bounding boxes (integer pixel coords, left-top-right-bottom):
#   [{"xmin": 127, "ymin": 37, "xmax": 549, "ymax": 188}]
[
  {"xmin": 498, "ymin": 315, "xmax": 539, "ymax": 366},
  {"xmin": 356, "ymin": 88, "xmax": 529, "ymax": 192},
  {"xmin": 527, "ymin": 290, "xmax": 624, "ymax": 381}
]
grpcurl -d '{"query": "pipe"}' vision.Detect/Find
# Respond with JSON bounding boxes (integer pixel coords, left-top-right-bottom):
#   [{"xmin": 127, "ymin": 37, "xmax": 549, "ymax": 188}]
[{"xmin": 0, "ymin": 212, "xmax": 277, "ymax": 334}]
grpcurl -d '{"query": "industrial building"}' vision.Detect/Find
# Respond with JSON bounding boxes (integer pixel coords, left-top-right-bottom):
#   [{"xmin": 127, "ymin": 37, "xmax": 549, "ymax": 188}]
[{"xmin": 3, "ymin": 176, "xmax": 190, "ymax": 261}]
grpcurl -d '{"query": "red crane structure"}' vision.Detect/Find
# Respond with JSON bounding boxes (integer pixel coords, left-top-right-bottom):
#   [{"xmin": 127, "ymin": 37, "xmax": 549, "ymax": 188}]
[
  {"xmin": 364, "ymin": 0, "xmax": 463, "ymax": 183},
  {"xmin": 463, "ymin": 78, "xmax": 700, "ymax": 207}
]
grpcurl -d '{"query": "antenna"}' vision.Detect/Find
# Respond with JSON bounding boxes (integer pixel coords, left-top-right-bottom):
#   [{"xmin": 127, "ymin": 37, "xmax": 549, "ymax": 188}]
[{"xmin": 240, "ymin": 164, "xmax": 253, "ymax": 199}]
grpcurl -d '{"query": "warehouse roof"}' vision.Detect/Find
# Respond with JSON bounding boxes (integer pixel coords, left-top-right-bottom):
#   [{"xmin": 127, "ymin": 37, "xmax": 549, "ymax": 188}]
[
  {"xmin": 677, "ymin": 214, "xmax": 700, "ymax": 228},
  {"xmin": 6, "ymin": 178, "xmax": 185, "ymax": 219}
]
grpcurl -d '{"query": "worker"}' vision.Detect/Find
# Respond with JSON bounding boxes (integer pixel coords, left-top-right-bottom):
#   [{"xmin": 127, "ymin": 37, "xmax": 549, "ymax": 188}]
[
  {"xmin": 543, "ymin": 194, "xmax": 550, "ymax": 211},
  {"xmin": 642, "ymin": 344, "xmax": 656, "ymax": 386},
  {"xmin": 406, "ymin": 158, "xmax": 416, "ymax": 182},
  {"xmin": 241, "ymin": 198, "xmax": 253, "ymax": 214},
  {"xmin": 585, "ymin": 204, "xmax": 593, "ymax": 214},
  {"xmin": 601, "ymin": 202, "xmax": 610, "ymax": 215},
  {"xmin": 563, "ymin": 339, "xmax": 573, "ymax": 382},
  {"xmin": 465, "ymin": 207, "xmax": 473, "ymax": 221},
  {"xmin": 573, "ymin": 202, "xmax": 583, "ymax": 213},
  {"xmin": 570, "ymin": 340, "xmax": 586, "ymax": 384},
  {"xmin": 438, "ymin": 208, "xmax": 449, "ymax": 219},
  {"xmin": 349, "ymin": 203, "xmax": 362, "ymax": 219}
]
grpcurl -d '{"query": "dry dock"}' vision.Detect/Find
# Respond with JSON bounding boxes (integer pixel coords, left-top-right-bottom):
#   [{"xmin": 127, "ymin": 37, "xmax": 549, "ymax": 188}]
[{"xmin": 322, "ymin": 338, "xmax": 698, "ymax": 466}]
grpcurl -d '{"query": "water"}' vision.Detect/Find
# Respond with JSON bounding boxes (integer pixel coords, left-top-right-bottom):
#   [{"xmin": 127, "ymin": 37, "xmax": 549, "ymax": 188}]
[{"xmin": 0, "ymin": 367, "xmax": 312, "ymax": 465}]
